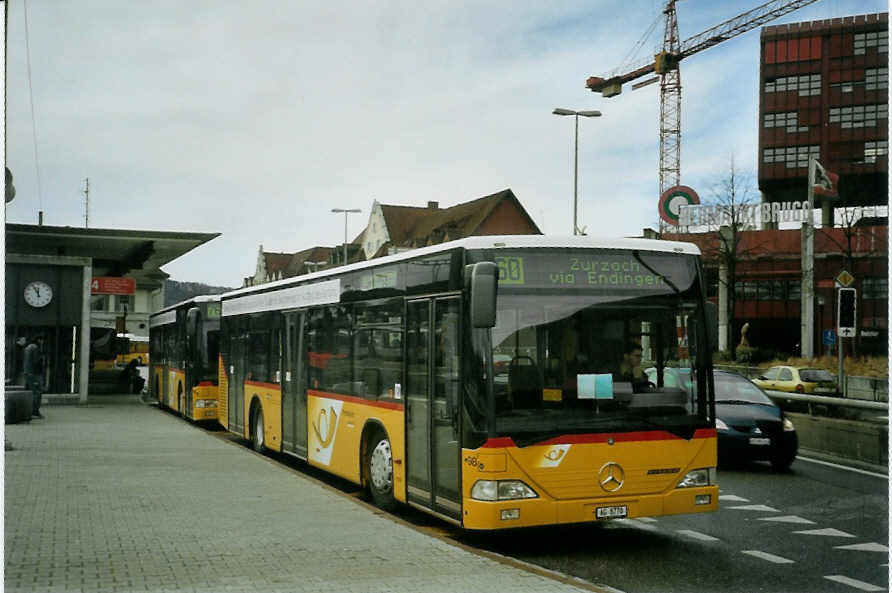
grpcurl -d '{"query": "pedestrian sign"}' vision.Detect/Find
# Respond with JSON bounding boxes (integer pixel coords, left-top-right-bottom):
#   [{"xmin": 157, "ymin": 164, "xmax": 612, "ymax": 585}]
[{"xmin": 822, "ymin": 329, "xmax": 836, "ymax": 346}]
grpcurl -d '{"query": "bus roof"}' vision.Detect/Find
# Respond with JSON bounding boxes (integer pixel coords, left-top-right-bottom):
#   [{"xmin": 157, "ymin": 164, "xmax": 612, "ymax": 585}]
[
  {"xmin": 150, "ymin": 294, "xmax": 221, "ymax": 318},
  {"xmin": 222, "ymin": 234, "xmax": 701, "ymax": 301}
]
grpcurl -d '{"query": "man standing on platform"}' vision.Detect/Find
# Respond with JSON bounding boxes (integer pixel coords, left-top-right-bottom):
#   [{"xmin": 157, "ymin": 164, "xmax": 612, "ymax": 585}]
[{"xmin": 23, "ymin": 335, "xmax": 45, "ymax": 419}]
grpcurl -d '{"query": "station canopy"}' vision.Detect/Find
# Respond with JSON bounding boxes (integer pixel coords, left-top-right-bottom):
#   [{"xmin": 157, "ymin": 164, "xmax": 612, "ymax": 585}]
[{"xmin": 6, "ymin": 223, "xmax": 220, "ymax": 284}]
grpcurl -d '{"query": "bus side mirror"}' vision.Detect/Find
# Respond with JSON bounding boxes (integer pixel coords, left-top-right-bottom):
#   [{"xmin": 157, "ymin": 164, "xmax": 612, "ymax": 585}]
[{"xmin": 467, "ymin": 262, "xmax": 498, "ymax": 328}]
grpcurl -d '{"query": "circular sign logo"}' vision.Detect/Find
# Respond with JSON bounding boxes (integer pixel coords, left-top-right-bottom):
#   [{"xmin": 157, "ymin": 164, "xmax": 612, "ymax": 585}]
[{"xmin": 658, "ymin": 185, "xmax": 700, "ymax": 225}]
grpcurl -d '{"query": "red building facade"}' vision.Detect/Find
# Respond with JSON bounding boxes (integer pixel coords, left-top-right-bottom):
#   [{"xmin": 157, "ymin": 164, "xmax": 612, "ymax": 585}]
[{"xmin": 759, "ymin": 13, "xmax": 888, "ymax": 212}]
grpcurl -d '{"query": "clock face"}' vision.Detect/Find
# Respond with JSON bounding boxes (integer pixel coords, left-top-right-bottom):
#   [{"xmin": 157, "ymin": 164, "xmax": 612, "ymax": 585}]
[{"xmin": 24, "ymin": 281, "xmax": 53, "ymax": 308}]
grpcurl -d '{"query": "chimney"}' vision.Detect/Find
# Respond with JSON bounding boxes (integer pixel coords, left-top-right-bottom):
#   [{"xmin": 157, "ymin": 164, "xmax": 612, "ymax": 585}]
[{"xmin": 427, "ymin": 201, "xmax": 439, "ymax": 209}]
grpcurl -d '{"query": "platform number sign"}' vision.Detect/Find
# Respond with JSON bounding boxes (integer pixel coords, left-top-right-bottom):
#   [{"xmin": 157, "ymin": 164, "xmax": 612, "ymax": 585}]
[{"xmin": 837, "ymin": 288, "xmax": 856, "ymax": 338}]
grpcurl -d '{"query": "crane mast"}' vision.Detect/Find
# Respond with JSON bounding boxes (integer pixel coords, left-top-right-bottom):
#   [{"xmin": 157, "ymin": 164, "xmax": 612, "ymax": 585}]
[{"xmin": 586, "ymin": 0, "xmax": 820, "ymax": 195}]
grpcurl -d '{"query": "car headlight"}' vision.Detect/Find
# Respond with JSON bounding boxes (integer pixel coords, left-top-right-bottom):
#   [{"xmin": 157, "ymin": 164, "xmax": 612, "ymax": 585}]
[
  {"xmin": 471, "ymin": 480, "xmax": 538, "ymax": 501},
  {"xmin": 715, "ymin": 418, "xmax": 729, "ymax": 431},
  {"xmin": 676, "ymin": 467, "xmax": 716, "ymax": 489},
  {"xmin": 783, "ymin": 417, "xmax": 795, "ymax": 432}
]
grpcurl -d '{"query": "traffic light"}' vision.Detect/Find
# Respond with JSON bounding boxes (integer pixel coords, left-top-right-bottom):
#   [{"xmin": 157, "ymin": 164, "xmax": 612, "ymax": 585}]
[{"xmin": 837, "ymin": 288, "xmax": 856, "ymax": 338}]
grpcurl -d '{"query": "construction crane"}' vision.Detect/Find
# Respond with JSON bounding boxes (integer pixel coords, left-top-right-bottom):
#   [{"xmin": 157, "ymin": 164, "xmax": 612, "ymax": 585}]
[{"xmin": 586, "ymin": 0, "xmax": 820, "ymax": 195}]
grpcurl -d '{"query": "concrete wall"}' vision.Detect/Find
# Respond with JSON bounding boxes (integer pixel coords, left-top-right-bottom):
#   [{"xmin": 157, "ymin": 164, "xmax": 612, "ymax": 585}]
[{"xmin": 788, "ymin": 412, "xmax": 888, "ymax": 466}]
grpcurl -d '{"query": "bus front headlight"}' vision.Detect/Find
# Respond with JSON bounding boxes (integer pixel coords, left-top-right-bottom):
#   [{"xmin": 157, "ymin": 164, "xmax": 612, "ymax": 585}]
[
  {"xmin": 676, "ymin": 467, "xmax": 716, "ymax": 488},
  {"xmin": 471, "ymin": 480, "xmax": 538, "ymax": 501}
]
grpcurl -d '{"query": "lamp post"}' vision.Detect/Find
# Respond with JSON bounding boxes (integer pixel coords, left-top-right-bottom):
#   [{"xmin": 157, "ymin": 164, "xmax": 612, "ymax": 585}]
[
  {"xmin": 553, "ymin": 108, "xmax": 602, "ymax": 235},
  {"xmin": 331, "ymin": 208, "xmax": 361, "ymax": 265}
]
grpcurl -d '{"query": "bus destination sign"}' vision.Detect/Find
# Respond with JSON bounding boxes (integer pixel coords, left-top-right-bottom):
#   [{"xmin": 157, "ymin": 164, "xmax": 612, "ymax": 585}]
[{"xmin": 495, "ymin": 253, "xmax": 670, "ymax": 290}]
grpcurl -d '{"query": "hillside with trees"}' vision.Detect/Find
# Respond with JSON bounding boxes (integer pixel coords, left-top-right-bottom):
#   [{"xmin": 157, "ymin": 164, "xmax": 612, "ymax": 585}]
[{"xmin": 164, "ymin": 280, "xmax": 234, "ymax": 307}]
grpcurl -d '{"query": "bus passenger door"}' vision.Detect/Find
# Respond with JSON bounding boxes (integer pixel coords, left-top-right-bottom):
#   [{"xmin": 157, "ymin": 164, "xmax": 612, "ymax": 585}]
[
  {"xmin": 282, "ymin": 312, "xmax": 308, "ymax": 457},
  {"xmin": 229, "ymin": 330, "xmax": 247, "ymax": 434},
  {"xmin": 406, "ymin": 297, "xmax": 461, "ymax": 520}
]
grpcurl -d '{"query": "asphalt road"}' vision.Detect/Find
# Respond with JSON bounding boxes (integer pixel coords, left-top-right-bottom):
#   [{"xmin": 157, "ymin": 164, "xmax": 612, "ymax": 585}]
[
  {"xmin": 453, "ymin": 457, "xmax": 889, "ymax": 593},
  {"xmin": 205, "ymin": 414, "xmax": 888, "ymax": 593}
]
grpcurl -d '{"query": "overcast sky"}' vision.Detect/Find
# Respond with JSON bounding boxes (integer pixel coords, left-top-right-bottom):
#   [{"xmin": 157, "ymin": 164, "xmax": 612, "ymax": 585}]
[{"xmin": 6, "ymin": 0, "xmax": 886, "ymax": 287}]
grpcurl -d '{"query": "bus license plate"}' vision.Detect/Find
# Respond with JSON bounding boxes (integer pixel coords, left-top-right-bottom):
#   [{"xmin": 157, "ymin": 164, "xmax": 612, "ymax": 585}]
[
  {"xmin": 596, "ymin": 505, "xmax": 628, "ymax": 519},
  {"xmin": 749, "ymin": 437, "xmax": 770, "ymax": 446}
]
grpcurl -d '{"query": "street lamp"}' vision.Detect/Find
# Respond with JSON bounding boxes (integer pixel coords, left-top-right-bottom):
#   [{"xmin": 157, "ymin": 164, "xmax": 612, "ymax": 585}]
[
  {"xmin": 331, "ymin": 208, "xmax": 361, "ymax": 265},
  {"xmin": 553, "ymin": 108, "xmax": 602, "ymax": 235}
]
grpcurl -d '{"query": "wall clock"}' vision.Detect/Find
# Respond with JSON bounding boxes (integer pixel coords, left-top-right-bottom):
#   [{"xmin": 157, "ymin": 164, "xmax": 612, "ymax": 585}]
[{"xmin": 23, "ymin": 280, "xmax": 53, "ymax": 308}]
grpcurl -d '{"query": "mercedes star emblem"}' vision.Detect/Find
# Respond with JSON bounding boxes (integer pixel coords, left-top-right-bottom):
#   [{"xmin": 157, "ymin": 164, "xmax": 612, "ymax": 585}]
[{"xmin": 598, "ymin": 462, "xmax": 625, "ymax": 493}]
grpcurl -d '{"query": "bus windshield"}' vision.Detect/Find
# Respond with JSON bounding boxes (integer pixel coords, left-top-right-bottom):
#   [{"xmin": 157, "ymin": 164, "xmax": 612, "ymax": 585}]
[{"xmin": 486, "ymin": 249, "xmax": 711, "ymax": 446}]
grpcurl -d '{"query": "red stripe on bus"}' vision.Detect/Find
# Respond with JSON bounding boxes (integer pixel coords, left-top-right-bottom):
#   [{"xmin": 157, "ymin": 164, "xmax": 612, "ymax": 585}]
[
  {"xmin": 307, "ymin": 390, "xmax": 405, "ymax": 411},
  {"xmin": 245, "ymin": 380, "xmax": 281, "ymax": 391},
  {"xmin": 482, "ymin": 428, "xmax": 716, "ymax": 448},
  {"xmin": 197, "ymin": 381, "xmax": 215, "ymax": 387}
]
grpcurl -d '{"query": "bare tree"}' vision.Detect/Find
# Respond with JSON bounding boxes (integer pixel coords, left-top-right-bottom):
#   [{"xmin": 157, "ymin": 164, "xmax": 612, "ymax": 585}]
[
  {"xmin": 698, "ymin": 156, "xmax": 764, "ymax": 360},
  {"xmin": 818, "ymin": 204, "xmax": 885, "ymax": 357}
]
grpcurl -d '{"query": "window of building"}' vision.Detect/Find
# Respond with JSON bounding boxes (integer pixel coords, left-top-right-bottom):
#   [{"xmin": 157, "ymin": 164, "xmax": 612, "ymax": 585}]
[
  {"xmin": 865, "ymin": 67, "xmax": 889, "ymax": 91},
  {"xmin": 787, "ymin": 280, "xmax": 801, "ymax": 301},
  {"xmin": 862, "ymin": 140, "xmax": 889, "ymax": 164},
  {"xmin": 764, "ymin": 74, "xmax": 821, "ymax": 96},
  {"xmin": 117, "ymin": 295, "xmax": 132, "ymax": 312},
  {"xmin": 762, "ymin": 145, "xmax": 820, "ymax": 168},
  {"xmin": 854, "ymin": 31, "xmax": 888, "ymax": 55},
  {"xmin": 90, "ymin": 295, "xmax": 107, "ymax": 311},
  {"xmin": 863, "ymin": 277, "xmax": 888, "ymax": 300},
  {"xmin": 829, "ymin": 104, "xmax": 887, "ymax": 128},
  {"xmin": 764, "ymin": 111, "xmax": 808, "ymax": 132}
]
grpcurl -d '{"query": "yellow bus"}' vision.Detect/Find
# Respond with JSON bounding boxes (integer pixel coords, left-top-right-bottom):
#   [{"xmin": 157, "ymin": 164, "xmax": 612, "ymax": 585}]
[
  {"xmin": 219, "ymin": 235, "xmax": 718, "ymax": 529},
  {"xmin": 149, "ymin": 296, "xmax": 221, "ymax": 422},
  {"xmin": 116, "ymin": 333, "xmax": 150, "ymax": 366}
]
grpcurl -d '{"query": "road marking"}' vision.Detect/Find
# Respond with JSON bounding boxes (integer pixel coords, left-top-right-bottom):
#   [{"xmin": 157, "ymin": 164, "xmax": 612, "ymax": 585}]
[
  {"xmin": 719, "ymin": 494, "xmax": 749, "ymax": 502},
  {"xmin": 824, "ymin": 575, "xmax": 884, "ymax": 591},
  {"xmin": 742, "ymin": 550, "xmax": 794, "ymax": 564},
  {"xmin": 677, "ymin": 529, "xmax": 719, "ymax": 542},
  {"xmin": 834, "ymin": 542, "xmax": 889, "ymax": 553},
  {"xmin": 727, "ymin": 504, "xmax": 780, "ymax": 512},
  {"xmin": 794, "ymin": 528, "xmax": 856, "ymax": 537},
  {"xmin": 635, "ymin": 517, "xmax": 658, "ymax": 523},
  {"xmin": 796, "ymin": 456, "xmax": 888, "ymax": 479},
  {"xmin": 757, "ymin": 515, "xmax": 815, "ymax": 524}
]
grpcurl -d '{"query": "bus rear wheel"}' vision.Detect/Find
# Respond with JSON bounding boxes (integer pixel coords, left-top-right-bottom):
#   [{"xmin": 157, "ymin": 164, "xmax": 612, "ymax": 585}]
[
  {"xmin": 252, "ymin": 404, "xmax": 266, "ymax": 453},
  {"xmin": 367, "ymin": 431, "xmax": 396, "ymax": 511}
]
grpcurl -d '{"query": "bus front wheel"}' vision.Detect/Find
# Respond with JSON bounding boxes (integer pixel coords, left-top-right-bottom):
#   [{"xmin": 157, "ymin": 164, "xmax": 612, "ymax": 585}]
[
  {"xmin": 252, "ymin": 404, "xmax": 266, "ymax": 453},
  {"xmin": 367, "ymin": 431, "xmax": 396, "ymax": 511}
]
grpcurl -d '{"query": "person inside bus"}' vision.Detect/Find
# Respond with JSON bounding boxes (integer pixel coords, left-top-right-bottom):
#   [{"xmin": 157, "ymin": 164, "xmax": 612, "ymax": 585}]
[{"xmin": 618, "ymin": 344, "xmax": 650, "ymax": 393}]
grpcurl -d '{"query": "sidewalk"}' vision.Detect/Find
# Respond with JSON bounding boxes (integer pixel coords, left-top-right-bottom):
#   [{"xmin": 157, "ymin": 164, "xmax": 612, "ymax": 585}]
[{"xmin": 4, "ymin": 395, "xmax": 605, "ymax": 593}]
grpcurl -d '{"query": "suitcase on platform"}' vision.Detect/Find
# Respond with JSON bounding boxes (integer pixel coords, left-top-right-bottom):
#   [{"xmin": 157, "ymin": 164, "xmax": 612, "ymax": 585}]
[{"xmin": 5, "ymin": 390, "xmax": 33, "ymax": 424}]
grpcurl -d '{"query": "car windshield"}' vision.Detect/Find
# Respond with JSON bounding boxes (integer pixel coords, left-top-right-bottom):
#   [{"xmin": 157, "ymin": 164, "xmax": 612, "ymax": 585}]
[
  {"xmin": 482, "ymin": 248, "xmax": 711, "ymax": 445},
  {"xmin": 714, "ymin": 374, "xmax": 774, "ymax": 405},
  {"xmin": 799, "ymin": 369, "xmax": 835, "ymax": 383}
]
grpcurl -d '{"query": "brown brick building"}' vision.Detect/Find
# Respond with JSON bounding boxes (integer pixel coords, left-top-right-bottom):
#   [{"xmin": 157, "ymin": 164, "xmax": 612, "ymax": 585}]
[{"xmin": 759, "ymin": 13, "xmax": 887, "ymax": 217}]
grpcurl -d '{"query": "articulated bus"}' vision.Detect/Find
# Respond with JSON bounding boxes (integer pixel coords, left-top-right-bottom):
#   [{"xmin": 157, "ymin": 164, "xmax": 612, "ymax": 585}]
[
  {"xmin": 216, "ymin": 235, "xmax": 718, "ymax": 529},
  {"xmin": 149, "ymin": 296, "xmax": 221, "ymax": 422}
]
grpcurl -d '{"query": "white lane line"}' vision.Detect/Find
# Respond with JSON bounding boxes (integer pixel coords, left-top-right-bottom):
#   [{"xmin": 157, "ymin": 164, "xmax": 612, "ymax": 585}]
[
  {"xmin": 742, "ymin": 550, "xmax": 795, "ymax": 564},
  {"xmin": 796, "ymin": 456, "xmax": 888, "ymax": 479},
  {"xmin": 834, "ymin": 542, "xmax": 889, "ymax": 553},
  {"xmin": 727, "ymin": 504, "xmax": 780, "ymax": 512},
  {"xmin": 719, "ymin": 494, "xmax": 749, "ymax": 502},
  {"xmin": 677, "ymin": 529, "xmax": 720, "ymax": 542},
  {"xmin": 635, "ymin": 517, "xmax": 658, "ymax": 523},
  {"xmin": 794, "ymin": 528, "xmax": 856, "ymax": 538},
  {"xmin": 824, "ymin": 575, "xmax": 884, "ymax": 591},
  {"xmin": 758, "ymin": 515, "xmax": 815, "ymax": 524}
]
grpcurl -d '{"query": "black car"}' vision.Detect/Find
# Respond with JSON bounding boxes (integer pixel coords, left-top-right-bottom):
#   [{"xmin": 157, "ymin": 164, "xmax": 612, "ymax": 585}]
[{"xmin": 713, "ymin": 370, "xmax": 798, "ymax": 470}]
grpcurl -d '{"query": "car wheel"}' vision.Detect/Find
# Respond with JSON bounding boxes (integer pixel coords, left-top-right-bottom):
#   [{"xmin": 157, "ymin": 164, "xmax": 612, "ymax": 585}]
[
  {"xmin": 770, "ymin": 452, "xmax": 795, "ymax": 472},
  {"xmin": 367, "ymin": 431, "xmax": 396, "ymax": 511}
]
